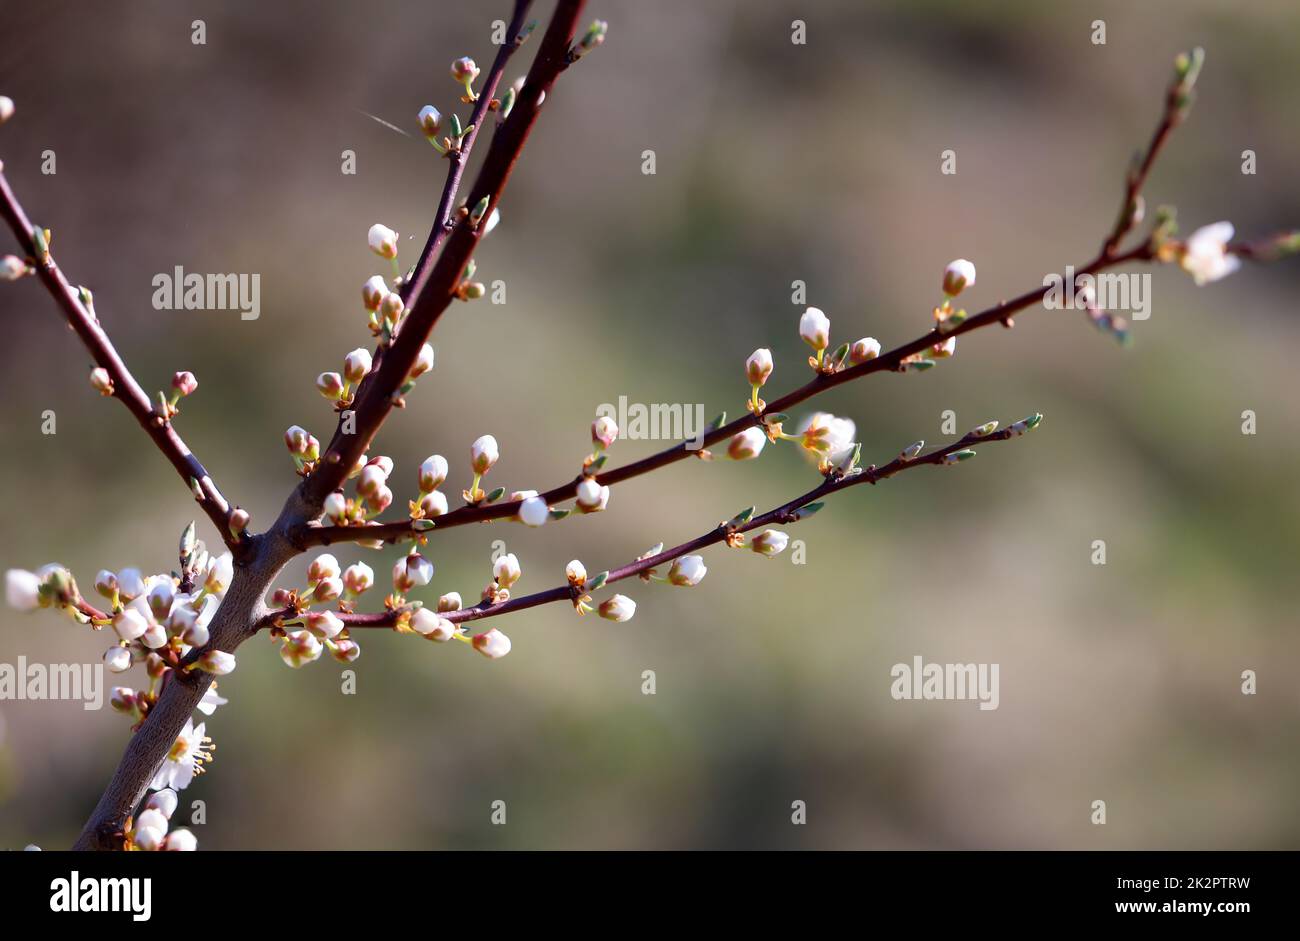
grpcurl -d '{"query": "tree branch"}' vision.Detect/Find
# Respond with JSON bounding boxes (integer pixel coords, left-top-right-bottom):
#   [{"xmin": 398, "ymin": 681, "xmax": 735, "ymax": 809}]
[{"xmin": 0, "ymin": 171, "xmax": 244, "ymax": 555}]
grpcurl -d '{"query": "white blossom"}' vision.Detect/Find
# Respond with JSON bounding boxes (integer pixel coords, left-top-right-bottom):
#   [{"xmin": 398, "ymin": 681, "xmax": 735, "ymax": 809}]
[{"xmin": 1180, "ymin": 221, "xmax": 1241, "ymax": 285}]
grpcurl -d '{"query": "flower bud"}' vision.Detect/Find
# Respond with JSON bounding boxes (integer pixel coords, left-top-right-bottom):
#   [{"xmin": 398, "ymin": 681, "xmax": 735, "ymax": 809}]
[
  {"xmin": 362, "ymin": 275, "xmax": 388, "ymax": 311},
  {"xmin": 418, "ymin": 104, "xmax": 442, "ymax": 138},
  {"xmin": 419, "ymin": 490, "xmax": 449, "ymax": 517},
  {"xmin": 970, "ymin": 420, "xmax": 998, "ymax": 437},
  {"xmin": 849, "ymin": 337, "xmax": 881, "ymax": 364},
  {"xmin": 518, "ymin": 495, "xmax": 549, "ymax": 528},
  {"xmin": 746, "ymin": 348, "xmax": 774, "ymax": 386},
  {"xmin": 147, "ymin": 581, "xmax": 175, "ymax": 620},
  {"xmin": 575, "ymin": 477, "xmax": 610, "ymax": 511},
  {"xmin": 344, "ymin": 348, "xmax": 372, "ymax": 384},
  {"xmin": 930, "ymin": 336, "xmax": 956, "ymax": 358},
  {"xmin": 1008, "ymin": 413, "xmax": 1043, "ymax": 436},
  {"xmin": 668, "ymin": 555, "xmax": 707, "ymax": 587},
  {"xmin": 418, "ymin": 454, "xmax": 449, "ymax": 492},
  {"xmin": 343, "ymin": 562, "xmax": 375, "ymax": 595},
  {"xmin": 324, "ymin": 491, "xmax": 348, "ymax": 523},
  {"xmin": 1, "ymin": 255, "xmax": 26, "ymax": 280},
  {"xmin": 163, "ymin": 829, "xmax": 198, "ymax": 851},
  {"xmin": 117, "ymin": 568, "xmax": 146, "ymax": 601},
  {"xmin": 598, "ymin": 594, "xmax": 636, "ymax": 622},
  {"xmin": 133, "ymin": 826, "xmax": 165, "ymax": 852},
  {"xmin": 366, "ymin": 483, "xmax": 394, "ymax": 514},
  {"xmin": 798, "ymin": 307, "xmax": 830, "ymax": 351},
  {"xmin": 316, "ymin": 371, "xmax": 345, "ymax": 401},
  {"xmin": 451, "ymin": 56, "xmax": 480, "ymax": 84},
  {"xmin": 145, "ymin": 788, "xmax": 179, "ymax": 819},
  {"xmin": 110, "ymin": 687, "xmax": 137, "ymax": 714},
  {"xmin": 285, "ymin": 425, "xmax": 312, "ymax": 455},
  {"xmin": 204, "ymin": 553, "xmax": 233, "ymax": 595},
  {"xmin": 493, "ymin": 553, "xmax": 521, "ymax": 589},
  {"xmin": 393, "ymin": 553, "xmax": 435, "ymax": 592},
  {"xmin": 437, "ymin": 592, "xmax": 462, "ymax": 613},
  {"xmin": 89, "ymin": 366, "xmax": 114, "ymax": 396},
  {"xmin": 5, "ymin": 569, "xmax": 42, "ymax": 611},
  {"xmin": 751, "ymin": 529, "xmax": 790, "ymax": 557},
  {"xmin": 104, "ymin": 646, "xmax": 132, "ymax": 672},
  {"xmin": 406, "ymin": 344, "xmax": 435, "ymax": 381},
  {"xmin": 0, "ymin": 96, "xmax": 14, "ymax": 124},
  {"xmin": 472, "ymin": 628, "xmax": 511, "ymax": 659},
  {"xmin": 308, "ymin": 553, "xmax": 341, "ymax": 584},
  {"xmin": 228, "ymin": 507, "xmax": 250, "ymax": 535},
  {"xmin": 368, "ymin": 223, "xmax": 398, "ymax": 260},
  {"xmin": 141, "ymin": 621, "xmax": 168, "ymax": 650},
  {"xmin": 113, "ymin": 608, "xmax": 149, "ymax": 642},
  {"xmin": 412, "ymin": 608, "xmax": 458, "ymax": 641},
  {"xmin": 93, "ymin": 570, "xmax": 118, "ymax": 599},
  {"xmin": 943, "ymin": 259, "xmax": 976, "ymax": 296},
  {"xmin": 331, "ymin": 639, "xmax": 361, "ymax": 663},
  {"xmin": 900, "ymin": 440, "xmax": 925, "ymax": 461},
  {"xmin": 181, "ymin": 621, "xmax": 209, "ymax": 648},
  {"xmin": 280, "ymin": 630, "xmax": 322, "ymax": 668},
  {"xmin": 727, "ymin": 427, "xmax": 766, "ymax": 460},
  {"xmin": 591, "ymin": 416, "xmax": 618, "ymax": 449},
  {"xmin": 195, "ymin": 649, "xmax": 236, "ymax": 674},
  {"xmin": 171, "ymin": 371, "xmax": 198, "ymax": 397},
  {"xmin": 305, "ymin": 610, "xmax": 344, "ymax": 639},
  {"xmin": 357, "ymin": 463, "xmax": 388, "ymax": 498},
  {"xmin": 470, "ymin": 435, "xmax": 499, "ymax": 475},
  {"xmin": 942, "ymin": 448, "xmax": 977, "ymax": 465},
  {"xmin": 566, "ymin": 559, "xmax": 587, "ymax": 585},
  {"xmin": 311, "ymin": 577, "xmax": 342, "ymax": 604}
]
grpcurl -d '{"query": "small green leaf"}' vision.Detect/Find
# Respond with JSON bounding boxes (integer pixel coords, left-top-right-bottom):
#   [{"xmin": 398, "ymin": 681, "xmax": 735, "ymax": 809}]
[
  {"xmin": 486, "ymin": 487, "xmax": 506, "ymax": 503},
  {"xmin": 587, "ymin": 571, "xmax": 609, "ymax": 591}
]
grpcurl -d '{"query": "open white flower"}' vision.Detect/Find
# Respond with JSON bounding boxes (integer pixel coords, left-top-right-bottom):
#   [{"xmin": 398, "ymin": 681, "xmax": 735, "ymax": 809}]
[
  {"xmin": 1179, "ymin": 221, "xmax": 1241, "ymax": 285},
  {"xmin": 797, "ymin": 412, "xmax": 856, "ymax": 460},
  {"xmin": 196, "ymin": 685, "xmax": 228, "ymax": 716},
  {"xmin": 151, "ymin": 719, "xmax": 212, "ymax": 791}
]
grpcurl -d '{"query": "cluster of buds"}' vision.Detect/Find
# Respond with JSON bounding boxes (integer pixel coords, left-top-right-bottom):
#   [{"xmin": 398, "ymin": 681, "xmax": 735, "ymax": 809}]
[
  {"xmin": 284, "ymin": 424, "xmax": 322, "ymax": 475},
  {"xmin": 411, "ymin": 605, "xmax": 460, "ymax": 643},
  {"xmin": 317, "ymin": 347, "xmax": 372, "ymax": 407},
  {"xmin": 127, "ymin": 788, "xmax": 197, "ymax": 851},
  {"xmin": 320, "ymin": 455, "xmax": 400, "ymax": 534}
]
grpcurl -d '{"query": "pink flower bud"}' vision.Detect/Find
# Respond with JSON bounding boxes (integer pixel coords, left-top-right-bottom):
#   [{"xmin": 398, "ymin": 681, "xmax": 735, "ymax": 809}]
[
  {"xmin": 437, "ymin": 592, "xmax": 462, "ymax": 613},
  {"xmin": 305, "ymin": 610, "xmax": 344, "ymax": 639},
  {"xmin": 343, "ymin": 563, "xmax": 375, "ymax": 595},
  {"xmin": 331, "ymin": 639, "xmax": 361, "ymax": 663},
  {"xmin": 344, "ymin": 348, "xmax": 372, "ymax": 384},
  {"xmin": 280, "ymin": 629, "xmax": 322, "ymax": 668},
  {"xmin": 323, "ymin": 492, "xmax": 348, "ymax": 523},
  {"xmin": 575, "ymin": 477, "xmax": 610, "ymax": 512},
  {"xmin": 356, "ymin": 463, "xmax": 387, "ymax": 498},
  {"xmin": 113, "ymin": 608, "xmax": 149, "ymax": 642},
  {"xmin": 418, "ymin": 104, "xmax": 442, "ymax": 138},
  {"xmin": 451, "ymin": 56, "xmax": 480, "ymax": 84},
  {"xmin": 750, "ymin": 529, "xmax": 790, "ymax": 557},
  {"xmin": 381, "ymin": 291, "xmax": 405, "ymax": 324},
  {"xmin": 104, "ymin": 646, "xmax": 132, "ymax": 673},
  {"xmin": 591, "ymin": 416, "xmax": 618, "ymax": 448},
  {"xmin": 366, "ymin": 483, "xmax": 394, "ymax": 514},
  {"xmin": 312, "ymin": 577, "xmax": 342, "ymax": 603},
  {"xmin": 316, "ymin": 371, "xmax": 345, "ymax": 401},
  {"xmin": 285, "ymin": 425, "xmax": 312, "ymax": 455},
  {"xmin": 171, "ymin": 371, "xmax": 198, "ymax": 396}
]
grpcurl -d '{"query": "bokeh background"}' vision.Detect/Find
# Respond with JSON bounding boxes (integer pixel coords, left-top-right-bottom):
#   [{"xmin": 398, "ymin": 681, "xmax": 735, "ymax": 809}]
[{"xmin": 1, "ymin": 0, "xmax": 1298, "ymax": 849}]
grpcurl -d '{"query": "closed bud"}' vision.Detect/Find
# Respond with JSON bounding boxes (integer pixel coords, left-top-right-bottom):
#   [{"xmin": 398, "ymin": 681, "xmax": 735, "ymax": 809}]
[
  {"xmin": 145, "ymin": 788, "xmax": 179, "ymax": 820},
  {"xmin": 849, "ymin": 337, "xmax": 881, "ymax": 364},
  {"xmin": 280, "ymin": 630, "xmax": 322, "ymax": 668},
  {"xmin": 969, "ymin": 420, "xmax": 998, "ymax": 437},
  {"xmin": 285, "ymin": 425, "xmax": 312, "ymax": 455},
  {"xmin": 575, "ymin": 477, "xmax": 610, "ymax": 512},
  {"xmin": 323, "ymin": 491, "xmax": 348, "ymax": 523},
  {"xmin": 113, "ymin": 608, "xmax": 149, "ymax": 642},
  {"xmin": 357, "ymin": 463, "xmax": 388, "ymax": 498},
  {"xmin": 470, "ymin": 435, "xmax": 499, "ymax": 475},
  {"xmin": 437, "ymin": 592, "xmax": 462, "ymax": 613},
  {"xmin": 413, "ymin": 608, "xmax": 458, "ymax": 642},
  {"xmin": 750, "ymin": 529, "xmax": 790, "ymax": 557},
  {"xmin": 0, "ymin": 96, "xmax": 13, "ymax": 125},
  {"xmin": 163, "ymin": 829, "xmax": 198, "ymax": 852},
  {"xmin": 362, "ymin": 275, "xmax": 388, "ymax": 311},
  {"xmin": 942, "ymin": 448, "xmax": 977, "ymax": 465},
  {"xmin": 104, "ymin": 646, "xmax": 132, "ymax": 673},
  {"xmin": 798, "ymin": 307, "xmax": 830, "ymax": 351},
  {"xmin": 141, "ymin": 621, "xmax": 168, "ymax": 650},
  {"xmin": 89, "ymin": 366, "xmax": 114, "ymax": 396},
  {"xmin": 194, "ymin": 649, "xmax": 237, "ymax": 675},
  {"xmin": 942, "ymin": 259, "xmax": 976, "ymax": 297},
  {"xmin": 566, "ymin": 559, "xmax": 587, "ymax": 585},
  {"xmin": 667, "ymin": 555, "xmax": 707, "ymax": 587},
  {"xmin": 110, "ymin": 687, "xmax": 137, "ymax": 714},
  {"xmin": 472, "ymin": 628, "xmax": 511, "ymax": 659},
  {"xmin": 343, "ymin": 562, "xmax": 375, "ymax": 595},
  {"xmin": 316, "ymin": 371, "xmax": 344, "ymax": 401},
  {"xmin": 147, "ymin": 581, "xmax": 175, "ymax": 620},
  {"xmin": 366, "ymin": 484, "xmax": 394, "ymax": 514},
  {"xmin": 493, "ymin": 552, "xmax": 521, "ymax": 589},
  {"xmin": 418, "ymin": 104, "xmax": 442, "ymax": 138},
  {"xmin": 380, "ymin": 291, "xmax": 405, "ymax": 325},
  {"xmin": 727, "ymin": 426, "xmax": 766, "ymax": 460},
  {"xmin": 598, "ymin": 594, "xmax": 636, "ymax": 622},
  {"xmin": 331, "ymin": 639, "xmax": 361, "ymax": 663},
  {"xmin": 518, "ymin": 495, "xmax": 549, "ymax": 528},
  {"xmin": 746, "ymin": 348, "xmax": 774, "ymax": 386},
  {"xmin": 900, "ymin": 440, "xmax": 925, "ymax": 461},
  {"xmin": 311, "ymin": 577, "xmax": 342, "ymax": 603},
  {"xmin": 591, "ymin": 416, "xmax": 618, "ymax": 448},
  {"xmin": 419, "ymin": 490, "xmax": 449, "ymax": 517},
  {"xmin": 94, "ymin": 569, "xmax": 119, "ymax": 598},
  {"xmin": 344, "ymin": 348, "xmax": 372, "ymax": 384},
  {"xmin": 451, "ymin": 56, "xmax": 480, "ymax": 85},
  {"xmin": 418, "ymin": 454, "xmax": 449, "ymax": 492},
  {"xmin": 228, "ymin": 507, "xmax": 250, "ymax": 534},
  {"xmin": 1008, "ymin": 413, "xmax": 1043, "ymax": 436},
  {"xmin": 393, "ymin": 553, "xmax": 435, "ymax": 592},
  {"xmin": 408, "ymin": 343, "xmax": 435, "ymax": 379},
  {"xmin": 171, "ymin": 371, "xmax": 198, "ymax": 396},
  {"xmin": 307, "ymin": 553, "xmax": 341, "ymax": 584},
  {"xmin": 368, "ymin": 223, "xmax": 398, "ymax": 260},
  {"xmin": 1, "ymin": 254, "xmax": 27, "ymax": 280},
  {"xmin": 305, "ymin": 610, "xmax": 344, "ymax": 640}
]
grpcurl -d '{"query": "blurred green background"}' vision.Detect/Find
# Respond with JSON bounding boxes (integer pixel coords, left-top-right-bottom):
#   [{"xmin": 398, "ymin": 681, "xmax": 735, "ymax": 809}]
[{"xmin": 1, "ymin": 0, "xmax": 1298, "ymax": 849}]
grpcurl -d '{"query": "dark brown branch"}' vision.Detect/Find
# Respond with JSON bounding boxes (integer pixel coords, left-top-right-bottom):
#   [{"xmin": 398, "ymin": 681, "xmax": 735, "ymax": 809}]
[
  {"xmin": 294, "ymin": 0, "xmax": 587, "ymax": 518},
  {"xmin": 317, "ymin": 428, "xmax": 1025, "ymax": 632},
  {"xmin": 293, "ymin": 244, "xmax": 1150, "ymax": 550},
  {"xmin": 0, "ymin": 171, "xmax": 244, "ymax": 556}
]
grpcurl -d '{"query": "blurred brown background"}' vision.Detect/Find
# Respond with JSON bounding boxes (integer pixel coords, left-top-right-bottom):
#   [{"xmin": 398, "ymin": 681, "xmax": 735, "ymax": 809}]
[{"xmin": 1, "ymin": 0, "xmax": 1298, "ymax": 849}]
